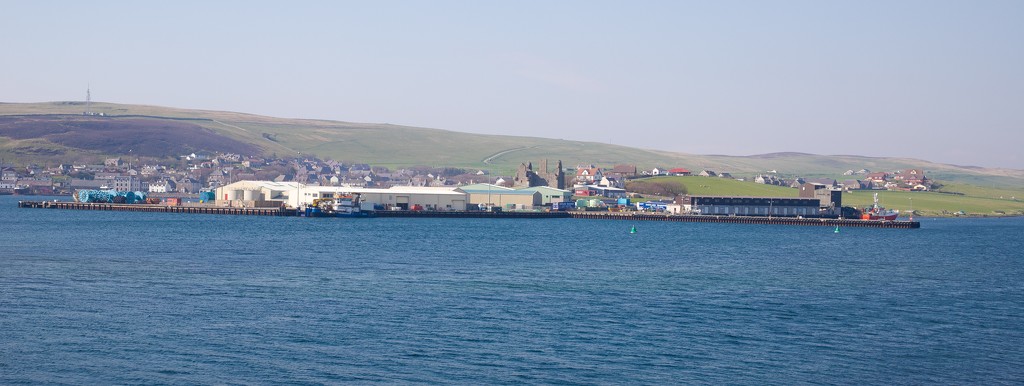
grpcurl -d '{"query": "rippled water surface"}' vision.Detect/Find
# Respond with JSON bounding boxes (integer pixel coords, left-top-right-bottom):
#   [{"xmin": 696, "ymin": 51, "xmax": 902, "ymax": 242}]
[{"xmin": 2, "ymin": 196, "xmax": 1022, "ymax": 384}]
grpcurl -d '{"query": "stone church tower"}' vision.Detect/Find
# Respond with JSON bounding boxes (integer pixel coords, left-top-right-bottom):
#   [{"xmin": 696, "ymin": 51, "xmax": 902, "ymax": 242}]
[{"xmin": 513, "ymin": 160, "xmax": 565, "ymax": 189}]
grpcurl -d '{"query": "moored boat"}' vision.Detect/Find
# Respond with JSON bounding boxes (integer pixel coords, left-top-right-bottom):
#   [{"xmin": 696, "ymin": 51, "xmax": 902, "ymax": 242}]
[
  {"xmin": 303, "ymin": 193, "xmax": 372, "ymax": 218},
  {"xmin": 861, "ymin": 193, "xmax": 899, "ymax": 220}
]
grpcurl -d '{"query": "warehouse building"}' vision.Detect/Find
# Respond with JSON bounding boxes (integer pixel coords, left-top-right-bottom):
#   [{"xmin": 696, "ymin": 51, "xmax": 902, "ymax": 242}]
[
  {"xmin": 459, "ymin": 183, "xmax": 542, "ymax": 209},
  {"xmin": 678, "ymin": 195, "xmax": 825, "ymax": 217},
  {"xmin": 517, "ymin": 186, "xmax": 572, "ymax": 205},
  {"xmin": 215, "ymin": 181, "xmax": 468, "ymax": 210},
  {"xmin": 798, "ymin": 182, "xmax": 843, "ymax": 216},
  {"xmin": 215, "ymin": 180, "xmax": 299, "ymax": 207}
]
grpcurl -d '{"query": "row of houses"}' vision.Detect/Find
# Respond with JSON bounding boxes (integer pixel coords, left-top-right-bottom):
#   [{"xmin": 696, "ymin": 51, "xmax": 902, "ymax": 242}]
[
  {"xmin": 754, "ymin": 169, "xmax": 933, "ymax": 192},
  {"xmin": 1, "ymin": 153, "xmax": 500, "ymax": 195},
  {"xmin": 863, "ymin": 169, "xmax": 932, "ymax": 191},
  {"xmin": 578, "ymin": 165, "xmax": 730, "ymax": 183}
]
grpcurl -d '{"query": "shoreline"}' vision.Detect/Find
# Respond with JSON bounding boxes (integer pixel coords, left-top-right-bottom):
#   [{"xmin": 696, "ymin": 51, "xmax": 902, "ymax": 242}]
[
  {"xmin": 18, "ymin": 200, "xmax": 920, "ymax": 229},
  {"xmin": 6, "ymin": 193, "xmax": 1022, "ymax": 218}
]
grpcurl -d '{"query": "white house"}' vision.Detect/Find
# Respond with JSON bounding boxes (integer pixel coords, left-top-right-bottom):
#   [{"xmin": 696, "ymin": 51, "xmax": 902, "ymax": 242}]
[{"xmin": 148, "ymin": 180, "xmax": 176, "ymax": 193}]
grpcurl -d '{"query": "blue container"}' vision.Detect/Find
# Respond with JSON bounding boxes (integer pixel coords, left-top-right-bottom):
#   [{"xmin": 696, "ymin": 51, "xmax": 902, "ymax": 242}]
[{"xmin": 199, "ymin": 191, "xmax": 216, "ymax": 202}]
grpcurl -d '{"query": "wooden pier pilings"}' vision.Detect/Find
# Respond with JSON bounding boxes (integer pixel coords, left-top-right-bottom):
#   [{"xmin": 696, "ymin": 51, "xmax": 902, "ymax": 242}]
[{"xmin": 18, "ymin": 201, "xmax": 919, "ymax": 228}]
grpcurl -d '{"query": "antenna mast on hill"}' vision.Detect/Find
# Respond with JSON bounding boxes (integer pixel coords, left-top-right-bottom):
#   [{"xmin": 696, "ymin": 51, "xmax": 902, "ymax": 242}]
[{"xmin": 85, "ymin": 85, "xmax": 92, "ymax": 115}]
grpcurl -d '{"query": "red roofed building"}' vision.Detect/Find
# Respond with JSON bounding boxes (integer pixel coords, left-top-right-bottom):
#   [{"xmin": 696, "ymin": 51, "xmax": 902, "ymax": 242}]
[
  {"xmin": 575, "ymin": 167, "xmax": 603, "ymax": 184},
  {"xmin": 667, "ymin": 168, "xmax": 691, "ymax": 176}
]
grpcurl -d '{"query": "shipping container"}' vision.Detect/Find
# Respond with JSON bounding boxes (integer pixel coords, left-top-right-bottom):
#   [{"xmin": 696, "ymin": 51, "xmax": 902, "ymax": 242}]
[{"xmin": 553, "ymin": 201, "xmax": 576, "ymax": 211}]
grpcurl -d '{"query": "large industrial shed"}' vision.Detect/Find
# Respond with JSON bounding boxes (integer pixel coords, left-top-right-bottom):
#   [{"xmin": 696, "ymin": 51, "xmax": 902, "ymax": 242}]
[
  {"xmin": 459, "ymin": 183, "xmax": 542, "ymax": 209},
  {"xmin": 215, "ymin": 180, "xmax": 302, "ymax": 207},
  {"xmin": 517, "ymin": 186, "xmax": 572, "ymax": 205},
  {"xmin": 680, "ymin": 195, "xmax": 823, "ymax": 217},
  {"xmin": 216, "ymin": 181, "xmax": 468, "ymax": 210},
  {"xmin": 338, "ymin": 186, "xmax": 468, "ymax": 211}
]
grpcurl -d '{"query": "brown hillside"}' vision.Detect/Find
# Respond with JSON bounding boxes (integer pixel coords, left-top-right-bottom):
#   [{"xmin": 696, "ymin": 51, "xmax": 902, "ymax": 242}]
[{"xmin": 0, "ymin": 115, "xmax": 260, "ymax": 158}]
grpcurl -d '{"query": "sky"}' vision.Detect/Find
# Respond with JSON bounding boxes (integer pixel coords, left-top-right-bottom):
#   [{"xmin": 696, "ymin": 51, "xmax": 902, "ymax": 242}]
[{"xmin": 2, "ymin": 1, "xmax": 1022, "ymax": 169}]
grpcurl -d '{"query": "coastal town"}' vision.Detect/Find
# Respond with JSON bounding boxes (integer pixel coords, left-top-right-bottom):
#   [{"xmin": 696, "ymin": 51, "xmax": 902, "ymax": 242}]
[
  {"xmin": 2, "ymin": 151, "xmax": 936, "ymax": 221},
  {"xmin": 0, "ymin": 153, "xmax": 935, "ymax": 197}
]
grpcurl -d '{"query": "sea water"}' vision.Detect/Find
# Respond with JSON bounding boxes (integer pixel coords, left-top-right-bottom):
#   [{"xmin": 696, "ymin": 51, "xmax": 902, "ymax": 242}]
[{"xmin": 1, "ymin": 196, "xmax": 1022, "ymax": 384}]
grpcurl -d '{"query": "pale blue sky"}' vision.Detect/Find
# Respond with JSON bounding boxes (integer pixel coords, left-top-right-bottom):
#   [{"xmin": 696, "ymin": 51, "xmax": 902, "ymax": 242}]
[{"xmin": 2, "ymin": 1, "xmax": 1022, "ymax": 168}]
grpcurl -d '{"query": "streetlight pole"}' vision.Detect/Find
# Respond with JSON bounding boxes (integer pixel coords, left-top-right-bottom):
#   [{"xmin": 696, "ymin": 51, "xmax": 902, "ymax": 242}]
[{"xmin": 909, "ymin": 197, "xmax": 913, "ymax": 221}]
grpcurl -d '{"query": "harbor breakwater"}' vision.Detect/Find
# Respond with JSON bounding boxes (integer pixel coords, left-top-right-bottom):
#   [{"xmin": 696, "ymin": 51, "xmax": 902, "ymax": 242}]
[
  {"xmin": 569, "ymin": 211, "xmax": 919, "ymax": 228},
  {"xmin": 17, "ymin": 200, "xmax": 920, "ymax": 228},
  {"xmin": 18, "ymin": 200, "xmax": 292, "ymax": 216}
]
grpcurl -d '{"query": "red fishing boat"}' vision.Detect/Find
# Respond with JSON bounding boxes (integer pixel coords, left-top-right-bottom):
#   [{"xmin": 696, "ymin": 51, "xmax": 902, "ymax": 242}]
[{"xmin": 861, "ymin": 193, "xmax": 899, "ymax": 220}]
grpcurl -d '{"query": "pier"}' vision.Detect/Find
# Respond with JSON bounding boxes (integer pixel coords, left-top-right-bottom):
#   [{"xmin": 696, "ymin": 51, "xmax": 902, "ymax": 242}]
[
  {"xmin": 568, "ymin": 211, "xmax": 920, "ymax": 228},
  {"xmin": 18, "ymin": 201, "xmax": 920, "ymax": 228},
  {"xmin": 18, "ymin": 200, "xmax": 295, "ymax": 216},
  {"xmin": 372, "ymin": 210, "xmax": 569, "ymax": 219}
]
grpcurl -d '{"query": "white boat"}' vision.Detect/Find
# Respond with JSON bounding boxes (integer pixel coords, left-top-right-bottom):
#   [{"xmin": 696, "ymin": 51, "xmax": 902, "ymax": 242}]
[{"xmin": 304, "ymin": 193, "xmax": 371, "ymax": 218}]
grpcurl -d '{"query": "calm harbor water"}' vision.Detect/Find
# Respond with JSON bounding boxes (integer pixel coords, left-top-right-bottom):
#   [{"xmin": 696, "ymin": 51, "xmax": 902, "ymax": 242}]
[{"xmin": 2, "ymin": 196, "xmax": 1023, "ymax": 384}]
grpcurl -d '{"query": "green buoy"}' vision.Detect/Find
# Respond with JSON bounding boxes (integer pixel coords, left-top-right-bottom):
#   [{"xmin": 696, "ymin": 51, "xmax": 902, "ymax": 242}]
[
  {"xmin": 630, "ymin": 225, "xmax": 637, "ymax": 234},
  {"xmin": 834, "ymin": 225, "xmax": 840, "ymax": 233}
]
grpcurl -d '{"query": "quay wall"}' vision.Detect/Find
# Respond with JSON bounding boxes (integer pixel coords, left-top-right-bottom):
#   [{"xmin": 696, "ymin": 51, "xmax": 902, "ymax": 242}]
[
  {"xmin": 19, "ymin": 200, "xmax": 294, "ymax": 216},
  {"xmin": 372, "ymin": 210, "xmax": 569, "ymax": 219},
  {"xmin": 18, "ymin": 201, "xmax": 920, "ymax": 228},
  {"xmin": 569, "ymin": 212, "xmax": 920, "ymax": 229}
]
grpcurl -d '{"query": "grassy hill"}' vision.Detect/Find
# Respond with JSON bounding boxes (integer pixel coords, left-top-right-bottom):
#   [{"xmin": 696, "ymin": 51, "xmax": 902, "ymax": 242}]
[
  {"xmin": 0, "ymin": 115, "xmax": 258, "ymax": 158},
  {"xmin": 843, "ymin": 190, "xmax": 1024, "ymax": 217},
  {"xmin": 1, "ymin": 102, "xmax": 1022, "ymax": 191}
]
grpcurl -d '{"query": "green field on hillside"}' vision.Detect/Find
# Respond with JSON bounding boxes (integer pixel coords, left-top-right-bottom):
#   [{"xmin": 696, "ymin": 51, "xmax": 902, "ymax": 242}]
[
  {"xmin": 932, "ymin": 182, "xmax": 1024, "ymax": 201},
  {"xmin": 842, "ymin": 190, "xmax": 1024, "ymax": 217}
]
